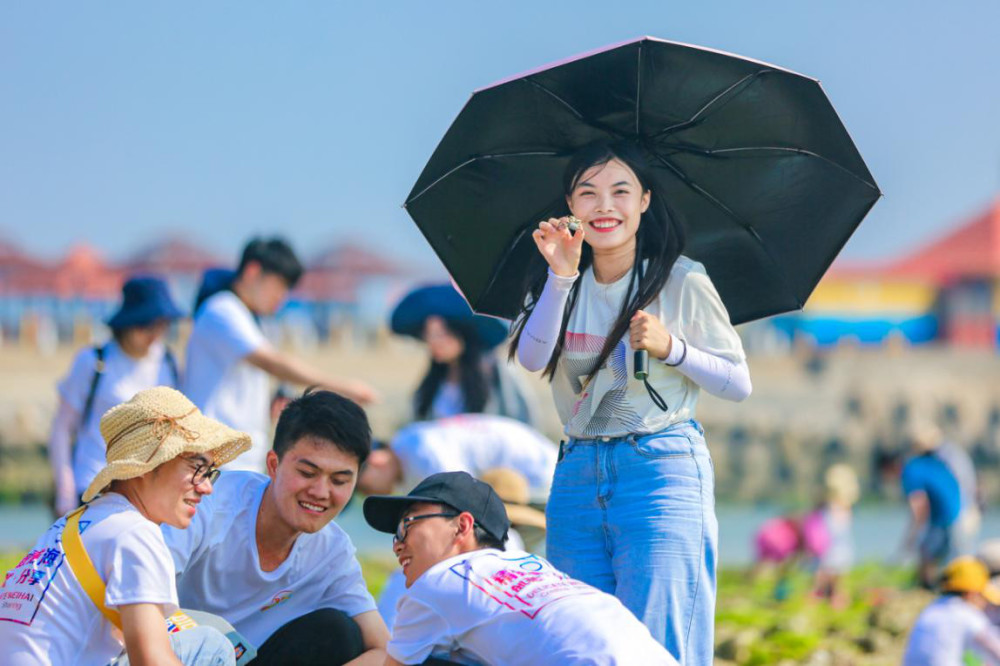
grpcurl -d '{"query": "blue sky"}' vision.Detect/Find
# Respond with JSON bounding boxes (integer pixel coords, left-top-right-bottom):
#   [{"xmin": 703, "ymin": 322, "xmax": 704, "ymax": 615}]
[{"xmin": 1, "ymin": 1, "xmax": 998, "ymax": 270}]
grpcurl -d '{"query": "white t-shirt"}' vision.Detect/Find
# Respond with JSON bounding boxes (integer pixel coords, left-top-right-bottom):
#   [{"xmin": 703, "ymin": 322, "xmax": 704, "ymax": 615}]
[
  {"xmin": 903, "ymin": 595, "xmax": 1000, "ymax": 666},
  {"xmin": 391, "ymin": 414, "xmax": 557, "ymax": 501},
  {"xmin": 0, "ymin": 493, "xmax": 178, "ymax": 666},
  {"xmin": 378, "ymin": 529, "xmax": 527, "ymax": 632},
  {"xmin": 389, "ymin": 548, "xmax": 676, "ymax": 665},
  {"xmin": 58, "ymin": 341, "xmax": 177, "ymax": 495},
  {"xmin": 555, "ymin": 256, "xmax": 744, "ymax": 438},
  {"xmin": 161, "ymin": 471, "xmax": 376, "ymax": 649},
  {"xmin": 183, "ymin": 291, "xmax": 271, "ymax": 472}
]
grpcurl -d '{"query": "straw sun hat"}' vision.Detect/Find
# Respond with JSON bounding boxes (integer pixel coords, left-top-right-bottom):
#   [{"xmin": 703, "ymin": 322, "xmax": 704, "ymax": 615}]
[
  {"xmin": 82, "ymin": 387, "xmax": 251, "ymax": 502},
  {"xmin": 479, "ymin": 468, "xmax": 547, "ymax": 531}
]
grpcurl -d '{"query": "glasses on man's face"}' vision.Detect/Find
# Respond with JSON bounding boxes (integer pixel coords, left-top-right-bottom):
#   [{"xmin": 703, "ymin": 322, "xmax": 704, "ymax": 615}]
[
  {"xmin": 189, "ymin": 462, "xmax": 221, "ymax": 486},
  {"xmin": 393, "ymin": 512, "xmax": 459, "ymax": 545}
]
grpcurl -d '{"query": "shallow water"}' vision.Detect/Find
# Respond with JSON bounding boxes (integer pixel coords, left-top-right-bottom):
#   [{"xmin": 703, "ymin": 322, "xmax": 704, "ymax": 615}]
[{"xmin": 7, "ymin": 501, "xmax": 995, "ymax": 566}]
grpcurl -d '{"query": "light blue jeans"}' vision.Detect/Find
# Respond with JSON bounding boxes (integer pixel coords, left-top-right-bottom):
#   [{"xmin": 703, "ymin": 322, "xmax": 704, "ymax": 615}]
[
  {"xmin": 112, "ymin": 625, "xmax": 235, "ymax": 666},
  {"xmin": 546, "ymin": 420, "xmax": 718, "ymax": 665}
]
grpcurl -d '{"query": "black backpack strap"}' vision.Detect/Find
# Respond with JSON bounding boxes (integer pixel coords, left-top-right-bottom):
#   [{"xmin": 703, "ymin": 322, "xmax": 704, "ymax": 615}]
[
  {"xmin": 78, "ymin": 344, "xmax": 107, "ymax": 435},
  {"xmin": 163, "ymin": 347, "xmax": 179, "ymax": 387}
]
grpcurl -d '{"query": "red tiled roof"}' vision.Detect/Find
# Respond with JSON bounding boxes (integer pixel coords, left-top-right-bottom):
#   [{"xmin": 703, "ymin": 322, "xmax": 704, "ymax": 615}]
[
  {"xmin": 827, "ymin": 198, "xmax": 1000, "ymax": 284},
  {"xmin": 885, "ymin": 199, "xmax": 1000, "ymax": 281}
]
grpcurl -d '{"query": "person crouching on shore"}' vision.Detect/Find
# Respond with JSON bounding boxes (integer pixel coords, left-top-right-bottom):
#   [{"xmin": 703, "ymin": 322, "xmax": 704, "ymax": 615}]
[
  {"xmin": 0, "ymin": 387, "xmax": 250, "ymax": 666},
  {"xmin": 363, "ymin": 471, "xmax": 677, "ymax": 666}
]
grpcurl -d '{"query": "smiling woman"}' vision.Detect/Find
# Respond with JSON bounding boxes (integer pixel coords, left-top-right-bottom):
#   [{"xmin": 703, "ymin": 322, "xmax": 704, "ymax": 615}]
[
  {"xmin": 509, "ymin": 140, "xmax": 753, "ymax": 664},
  {"xmin": 0, "ymin": 387, "xmax": 251, "ymax": 666}
]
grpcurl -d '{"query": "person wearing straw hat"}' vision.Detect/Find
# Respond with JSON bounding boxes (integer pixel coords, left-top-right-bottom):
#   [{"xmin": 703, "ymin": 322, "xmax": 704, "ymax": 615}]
[
  {"xmin": 48, "ymin": 275, "xmax": 184, "ymax": 517},
  {"xmin": 0, "ymin": 387, "xmax": 251, "ymax": 666},
  {"xmin": 364, "ymin": 471, "xmax": 677, "ymax": 666},
  {"xmin": 183, "ymin": 237, "xmax": 378, "ymax": 474},
  {"xmin": 903, "ymin": 556, "xmax": 1000, "ymax": 665},
  {"xmin": 161, "ymin": 389, "xmax": 389, "ymax": 665},
  {"xmin": 390, "ymin": 284, "xmax": 537, "ymax": 426}
]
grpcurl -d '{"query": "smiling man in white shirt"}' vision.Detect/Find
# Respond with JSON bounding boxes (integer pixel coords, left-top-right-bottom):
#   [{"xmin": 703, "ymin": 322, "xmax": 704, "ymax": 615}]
[
  {"xmin": 163, "ymin": 389, "xmax": 389, "ymax": 665},
  {"xmin": 364, "ymin": 471, "xmax": 677, "ymax": 666}
]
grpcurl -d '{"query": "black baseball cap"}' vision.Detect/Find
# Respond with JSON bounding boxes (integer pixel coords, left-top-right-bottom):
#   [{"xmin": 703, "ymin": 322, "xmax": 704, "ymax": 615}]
[{"xmin": 363, "ymin": 471, "xmax": 510, "ymax": 542}]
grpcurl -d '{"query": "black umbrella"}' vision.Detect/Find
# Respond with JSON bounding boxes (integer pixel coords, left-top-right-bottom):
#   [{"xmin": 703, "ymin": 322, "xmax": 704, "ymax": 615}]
[{"xmin": 404, "ymin": 36, "xmax": 880, "ymax": 325}]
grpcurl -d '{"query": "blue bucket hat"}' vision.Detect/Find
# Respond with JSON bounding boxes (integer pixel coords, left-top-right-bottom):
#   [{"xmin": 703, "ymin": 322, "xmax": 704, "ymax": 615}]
[
  {"xmin": 106, "ymin": 276, "xmax": 184, "ymax": 331},
  {"xmin": 390, "ymin": 284, "xmax": 508, "ymax": 350}
]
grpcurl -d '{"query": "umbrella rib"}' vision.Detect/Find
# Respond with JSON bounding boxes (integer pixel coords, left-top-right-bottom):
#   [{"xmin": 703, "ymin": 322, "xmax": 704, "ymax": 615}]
[
  {"xmin": 650, "ymin": 152, "xmax": 804, "ymax": 309},
  {"xmin": 666, "ymin": 145, "xmax": 880, "ymax": 191},
  {"xmin": 406, "ymin": 150, "xmax": 560, "ymax": 205},
  {"xmin": 654, "ymin": 71, "xmax": 769, "ymax": 139},
  {"xmin": 525, "ymin": 79, "xmax": 627, "ymax": 139},
  {"xmin": 635, "ymin": 43, "xmax": 642, "ymax": 135}
]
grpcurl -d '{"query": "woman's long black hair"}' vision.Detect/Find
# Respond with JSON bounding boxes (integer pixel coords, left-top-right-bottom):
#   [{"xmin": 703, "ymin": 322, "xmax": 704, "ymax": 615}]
[
  {"xmin": 415, "ymin": 317, "xmax": 491, "ymax": 420},
  {"xmin": 507, "ymin": 140, "xmax": 686, "ymax": 383}
]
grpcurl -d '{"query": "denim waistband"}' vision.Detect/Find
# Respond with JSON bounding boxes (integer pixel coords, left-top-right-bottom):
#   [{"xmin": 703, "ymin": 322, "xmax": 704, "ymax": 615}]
[{"xmin": 567, "ymin": 419, "xmax": 704, "ymax": 446}]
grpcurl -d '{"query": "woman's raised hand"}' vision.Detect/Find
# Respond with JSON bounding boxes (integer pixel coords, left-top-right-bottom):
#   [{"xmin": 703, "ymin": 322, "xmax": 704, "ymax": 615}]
[{"xmin": 532, "ymin": 217, "xmax": 584, "ymax": 278}]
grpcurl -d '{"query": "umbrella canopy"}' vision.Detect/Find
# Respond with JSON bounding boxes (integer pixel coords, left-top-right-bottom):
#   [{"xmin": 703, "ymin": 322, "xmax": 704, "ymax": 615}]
[{"xmin": 404, "ymin": 37, "xmax": 880, "ymax": 325}]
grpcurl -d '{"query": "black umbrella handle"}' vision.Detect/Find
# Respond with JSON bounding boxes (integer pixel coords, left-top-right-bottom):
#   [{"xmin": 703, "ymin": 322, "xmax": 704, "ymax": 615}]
[{"xmin": 634, "ymin": 350, "xmax": 649, "ymax": 380}]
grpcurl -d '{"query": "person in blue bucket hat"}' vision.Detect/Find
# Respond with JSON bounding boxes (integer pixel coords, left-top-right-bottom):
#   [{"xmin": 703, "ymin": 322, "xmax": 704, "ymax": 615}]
[
  {"xmin": 47, "ymin": 275, "xmax": 185, "ymax": 516},
  {"xmin": 390, "ymin": 284, "xmax": 537, "ymax": 426}
]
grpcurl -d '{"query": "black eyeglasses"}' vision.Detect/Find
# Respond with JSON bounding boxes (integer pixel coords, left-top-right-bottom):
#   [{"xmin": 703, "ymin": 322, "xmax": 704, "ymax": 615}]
[
  {"xmin": 190, "ymin": 462, "xmax": 221, "ymax": 486},
  {"xmin": 394, "ymin": 512, "xmax": 459, "ymax": 544}
]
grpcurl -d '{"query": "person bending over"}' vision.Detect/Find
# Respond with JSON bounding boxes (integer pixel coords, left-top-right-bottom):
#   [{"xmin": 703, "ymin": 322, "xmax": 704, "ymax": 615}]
[{"xmin": 364, "ymin": 471, "xmax": 677, "ymax": 666}]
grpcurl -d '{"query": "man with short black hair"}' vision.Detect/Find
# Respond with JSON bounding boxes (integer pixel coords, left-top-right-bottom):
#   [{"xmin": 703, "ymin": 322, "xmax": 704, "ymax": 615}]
[
  {"xmin": 163, "ymin": 389, "xmax": 389, "ymax": 665},
  {"xmin": 364, "ymin": 472, "xmax": 677, "ymax": 666},
  {"xmin": 184, "ymin": 237, "xmax": 377, "ymax": 471}
]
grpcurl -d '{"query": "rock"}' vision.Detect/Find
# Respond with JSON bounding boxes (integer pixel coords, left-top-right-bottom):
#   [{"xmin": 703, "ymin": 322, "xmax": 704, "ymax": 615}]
[
  {"xmin": 715, "ymin": 628, "xmax": 761, "ymax": 663},
  {"xmin": 855, "ymin": 628, "xmax": 893, "ymax": 654}
]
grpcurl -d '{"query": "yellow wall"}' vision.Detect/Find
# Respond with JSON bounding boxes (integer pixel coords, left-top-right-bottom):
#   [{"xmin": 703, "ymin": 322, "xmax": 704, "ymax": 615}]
[{"xmin": 804, "ymin": 279, "xmax": 937, "ymax": 315}]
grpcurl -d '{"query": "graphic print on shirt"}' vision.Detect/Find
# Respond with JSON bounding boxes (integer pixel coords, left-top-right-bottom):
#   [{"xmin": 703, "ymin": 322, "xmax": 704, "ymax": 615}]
[
  {"xmin": 562, "ymin": 332, "xmax": 645, "ymax": 437},
  {"xmin": 0, "ymin": 518, "xmax": 91, "ymax": 626},
  {"xmin": 261, "ymin": 589, "xmax": 294, "ymax": 611},
  {"xmin": 449, "ymin": 552, "xmax": 595, "ymax": 619}
]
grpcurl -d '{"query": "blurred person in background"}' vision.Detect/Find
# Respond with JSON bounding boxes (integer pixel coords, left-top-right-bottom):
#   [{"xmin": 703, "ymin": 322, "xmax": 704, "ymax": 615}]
[
  {"xmin": 751, "ymin": 464, "xmax": 859, "ymax": 607},
  {"xmin": 390, "ymin": 284, "xmax": 537, "ymax": 426},
  {"xmin": 357, "ymin": 414, "xmax": 557, "ymax": 500},
  {"xmin": 183, "ymin": 237, "xmax": 378, "ymax": 473},
  {"xmin": 903, "ymin": 556, "xmax": 1000, "ymax": 665},
  {"xmin": 882, "ymin": 422, "xmax": 963, "ymax": 588},
  {"xmin": 912, "ymin": 418, "xmax": 982, "ymax": 556},
  {"xmin": 811, "ymin": 464, "xmax": 860, "ymax": 608},
  {"xmin": 48, "ymin": 276, "xmax": 183, "ymax": 516}
]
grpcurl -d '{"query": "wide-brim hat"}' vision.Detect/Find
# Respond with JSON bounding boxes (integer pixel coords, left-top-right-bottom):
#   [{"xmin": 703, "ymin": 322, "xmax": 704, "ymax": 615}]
[
  {"xmin": 390, "ymin": 284, "xmax": 508, "ymax": 350},
  {"xmin": 106, "ymin": 276, "xmax": 185, "ymax": 331},
  {"xmin": 82, "ymin": 387, "xmax": 251, "ymax": 502},
  {"xmin": 479, "ymin": 468, "xmax": 546, "ymax": 530},
  {"xmin": 364, "ymin": 471, "xmax": 510, "ymax": 543}
]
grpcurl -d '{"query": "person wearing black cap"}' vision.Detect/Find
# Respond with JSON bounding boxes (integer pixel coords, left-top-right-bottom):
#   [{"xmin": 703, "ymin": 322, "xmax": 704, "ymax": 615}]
[
  {"xmin": 47, "ymin": 275, "xmax": 184, "ymax": 516},
  {"xmin": 364, "ymin": 472, "xmax": 677, "ymax": 666}
]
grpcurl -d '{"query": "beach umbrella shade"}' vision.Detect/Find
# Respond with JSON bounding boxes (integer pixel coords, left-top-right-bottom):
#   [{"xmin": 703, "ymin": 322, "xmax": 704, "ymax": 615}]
[{"xmin": 404, "ymin": 37, "xmax": 880, "ymax": 324}]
